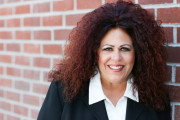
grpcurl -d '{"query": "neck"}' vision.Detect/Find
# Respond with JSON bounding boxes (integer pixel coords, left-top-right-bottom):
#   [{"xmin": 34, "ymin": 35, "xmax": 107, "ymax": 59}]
[{"xmin": 101, "ymin": 80, "xmax": 127, "ymax": 106}]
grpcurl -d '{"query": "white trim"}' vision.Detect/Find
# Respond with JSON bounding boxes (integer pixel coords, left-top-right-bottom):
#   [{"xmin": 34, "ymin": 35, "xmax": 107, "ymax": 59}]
[
  {"xmin": 167, "ymin": 63, "xmax": 180, "ymax": 66},
  {"xmin": 171, "ymin": 102, "xmax": 180, "ymax": 105},
  {"xmin": 102, "ymin": 0, "xmax": 105, "ymax": 5},
  {"xmin": 167, "ymin": 43, "xmax": 180, "ymax": 47},
  {"xmin": 171, "ymin": 104, "xmax": 175, "ymax": 120},
  {"xmin": 0, "ymin": 10, "xmax": 92, "ymax": 20},
  {"xmin": 0, "ymin": 26, "xmax": 74, "ymax": 31},
  {"xmin": 135, "ymin": 0, "xmax": 138, "ymax": 4},
  {"xmin": 142, "ymin": 3, "xmax": 180, "ymax": 9},
  {"xmin": 173, "ymin": 0, "xmax": 177, "ymax": 4},
  {"xmin": 154, "ymin": 8, "xmax": 157, "ymax": 20},
  {"xmin": 74, "ymin": 0, "xmax": 77, "ymax": 10},
  {"xmin": 166, "ymin": 82, "xmax": 180, "ymax": 86},
  {"xmin": 172, "ymin": 66, "xmax": 176, "ymax": 83},
  {"xmin": 173, "ymin": 27, "xmax": 177, "ymax": 43}
]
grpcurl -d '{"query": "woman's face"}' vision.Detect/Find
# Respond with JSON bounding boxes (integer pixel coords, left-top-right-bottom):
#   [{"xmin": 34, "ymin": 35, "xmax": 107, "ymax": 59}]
[{"xmin": 98, "ymin": 28, "xmax": 135, "ymax": 85}]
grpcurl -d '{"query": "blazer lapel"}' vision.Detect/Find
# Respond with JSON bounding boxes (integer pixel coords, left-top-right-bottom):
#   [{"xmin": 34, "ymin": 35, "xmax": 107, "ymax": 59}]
[
  {"xmin": 126, "ymin": 98, "xmax": 144, "ymax": 120},
  {"xmin": 81, "ymin": 92, "xmax": 109, "ymax": 120}
]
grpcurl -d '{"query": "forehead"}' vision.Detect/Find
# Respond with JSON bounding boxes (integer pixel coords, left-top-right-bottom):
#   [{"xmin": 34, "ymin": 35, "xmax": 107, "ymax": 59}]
[{"xmin": 100, "ymin": 28, "xmax": 133, "ymax": 46}]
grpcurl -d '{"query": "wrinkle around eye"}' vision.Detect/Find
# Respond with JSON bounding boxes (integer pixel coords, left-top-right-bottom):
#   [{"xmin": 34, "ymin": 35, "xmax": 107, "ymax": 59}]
[
  {"xmin": 120, "ymin": 47, "xmax": 131, "ymax": 51},
  {"xmin": 103, "ymin": 48, "xmax": 113, "ymax": 51}
]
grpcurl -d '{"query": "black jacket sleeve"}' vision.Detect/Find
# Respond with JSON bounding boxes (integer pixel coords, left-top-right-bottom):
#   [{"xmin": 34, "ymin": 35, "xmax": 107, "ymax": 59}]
[{"xmin": 37, "ymin": 81, "xmax": 64, "ymax": 120}]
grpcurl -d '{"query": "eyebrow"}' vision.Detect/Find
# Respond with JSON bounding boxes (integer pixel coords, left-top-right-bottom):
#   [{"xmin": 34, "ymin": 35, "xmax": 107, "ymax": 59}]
[{"xmin": 103, "ymin": 44, "xmax": 132, "ymax": 47}]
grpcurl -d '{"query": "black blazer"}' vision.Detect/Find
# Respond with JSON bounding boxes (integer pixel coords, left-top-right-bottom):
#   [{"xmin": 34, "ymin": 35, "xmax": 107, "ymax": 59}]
[{"xmin": 37, "ymin": 81, "xmax": 171, "ymax": 120}]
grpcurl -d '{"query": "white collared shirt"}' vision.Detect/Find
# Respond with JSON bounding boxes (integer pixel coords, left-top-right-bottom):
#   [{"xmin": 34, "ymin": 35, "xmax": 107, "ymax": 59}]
[{"xmin": 89, "ymin": 72, "xmax": 139, "ymax": 120}]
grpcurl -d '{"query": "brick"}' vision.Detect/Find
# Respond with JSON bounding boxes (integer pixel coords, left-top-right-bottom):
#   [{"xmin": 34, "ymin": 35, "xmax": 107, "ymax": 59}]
[
  {"xmin": 6, "ymin": 91, "xmax": 20, "ymax": 102},
  {"xmin": 0, "ymin": 89, "xmax": 4, "ymax": 97},
  {"xmin": 23, "ymin": 69, "xmax": 40, "ymax": 80},
  {"xmin": 166, "ymin": 47, "xmax": 180, "ymax": 63},
  {"xmin": 105, "ymin": 0, "xmax": 135, "ymax": 3},
  {"xmin": 43, "ymin": 71, "xmax": 49, "ymax": 81},
  {"xmin": 66, "ymin": 14, "xmax": 84, "ymax": 26},
  {"xmin": 0, "ymin": 7, "xmax": 12, "ymax": 15},
  {"xmin": 105, "ymin": 0, "xmax": 117, "ymax": 3},
  {"xmin": 16, "ymin": 31, "xmax": 31, "ymax": 40},
  {"xmin": 53, "ymin": 0, "xmax": 73, "ymax": 11},
  {"xmin": 157, "ymin": 7, "xmax": 180, "ymax": 23},
  {"xmin": 23, "ymin": 43, "xmax": 40, "ymax": 54},
  {"xmin": 7, "ymin": 67, "xmax": 21, "ymax": 77},
  {"xmin": 0, "ymin": 55, "xmax": 12, "ymax": 63},
  {"xmin": 43, "ymin": 44, "xmax": 62, "ymax": 54},
  {"xmin": 168, "ymin": 85, "xmax": 180, "ymax": 102},
  {"xmin": 77, "ymin": 0, "xmax": 101, "ymax": 9},
  {"xmin": 7, "ymin": 43, "xmax": 20, "ymax": 52},
  {"xmin": 24, "ymin": 17, "xmax": 40, "ymax": 26},
  {"xmin": 0, "ymin": 78, "xmax": 12, "ymax": 87},
  {"xmin": 139, "ymin": 0, "xmax": 172, "ymax": 4},
  {"xmin": 54, "ymin": 29, "xmax": 70, "ymax": 40},
  {"xmin": 33, "ymin": 2, "xmax": 50, "ymax": 13},
  {"xmin": 14, "ymin": 105, "xmax": 28, "ymax": 116},
  {"xmin": 163, "ymin": 27, "xmax": 173, "ymax": 43},
  {"xmin": 167, "ymin": 66, "xmax": 172, "ymax": 82},
  {"xmin": 7, "ymin": 19, "xmax": 20, "ymax": 27},
  {"xmin": 175, "ymin": 106, "xmax": 180, "ymax": 120},
  {"xmin": 176, "ymin": 67, "xmax": 180, "ymax": 83},
  {"xmin": 34, "ymin": 30, "xmax": 51, "ymax": 40},
  {"xmin": 53, "ymin": 58, "xmax": 62, "ymax": 66},
  {"xmin": 15, "ymin": 81, "xmax": 30, "ymax": 91},
  {"xmin": 15, "ymin": 5, "xmax": 30, "ymax": 14},
  {"xmin": 0, "ymin": 113, "xmax": 4, "ymax": 120},
  {"xmin": 178, "ymin": 0, "xmax": 180, "ymax": 3},
  {"xmin": 33, "ymin": 57, "xmax": 50, "ymax": 68},
  {"xmin": 43, "ymin": 16, "xmax": 62, "ymax": 26},
  {"xmin": 31, "ymin": 109, "xmax": 39, "ymax": 119},
  {"xmin": 0, "ymin": 67, "xmax": 3, "ymax": 74},
  {"xmin": 7, "ymin": 0, "xmax": 20, "ymax": 3},
  {"xmin": 146, "ymin": 9, "xmax": 155, "ymax": 17},
  {"xmin": 0, "ymin": 20, "xmax": 4, "ymax": 27},
  {"xmin": 178, "ymin": 28, "xmax": 180, "ymax": 43},
  {"xmin": 124, "ymin": 0, "xmax": 135, "ymax": 2},
  {"xmin": 0, "ymin": 101, "xmax": 11, "ymax": 111},
  {"xmin": 15, "ymin": 56, "xmax": 30, "ymax": 66},
  {"xmin": 23, "ymin": 94, "xmax": 39, "ymax": 106},
  {"xmin": 0, "ymin": 43, "xmax": 3, "ymax": 50},
  {"xmin": 0, "ymin": 31, "xmax": 12, "ymax": 39},
  {"xmin": 33, "ymin": 83, "xmax": 49, "ymax": 94},
  {"xmin": 7, "ymin": 115, "xmax": 20, "ymax": 120},
  {"xmin": 0, "ymin": 0, "xmax": 3, "ymax": 4}
]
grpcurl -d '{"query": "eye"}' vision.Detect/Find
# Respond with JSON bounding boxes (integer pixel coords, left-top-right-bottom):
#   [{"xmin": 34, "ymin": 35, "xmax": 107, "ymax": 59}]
[
  {"xmin": 120, "ymin": 47, "xmax": 130, "ymax": 51},
  {"xmin": 103, "ymin": 47, "xmax": 112, "ymax": 51}
]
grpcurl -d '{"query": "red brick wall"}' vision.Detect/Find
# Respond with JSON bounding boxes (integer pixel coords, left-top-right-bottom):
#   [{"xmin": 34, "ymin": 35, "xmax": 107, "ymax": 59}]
[{"xmin": 0, "ymin": 0, "xmax": 179, "ymax": 120}]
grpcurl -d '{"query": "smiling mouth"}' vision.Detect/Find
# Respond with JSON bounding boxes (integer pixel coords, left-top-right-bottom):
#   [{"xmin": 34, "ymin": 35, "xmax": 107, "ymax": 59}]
[{"xmin": 108, "ymin": 65, "xmax": 124, "ymax": 71}]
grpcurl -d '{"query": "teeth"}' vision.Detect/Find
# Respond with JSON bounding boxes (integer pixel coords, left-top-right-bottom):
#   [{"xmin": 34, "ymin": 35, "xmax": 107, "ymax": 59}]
[{"xmin": 108, "ymin": 65, "xmax": 123, "ymax": 69}]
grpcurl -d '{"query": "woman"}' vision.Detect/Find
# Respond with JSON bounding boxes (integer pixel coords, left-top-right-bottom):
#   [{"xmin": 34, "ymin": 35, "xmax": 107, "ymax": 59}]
[{"xmin": 38, "ymin": 1, "xmax": 171, "ymax": 120}]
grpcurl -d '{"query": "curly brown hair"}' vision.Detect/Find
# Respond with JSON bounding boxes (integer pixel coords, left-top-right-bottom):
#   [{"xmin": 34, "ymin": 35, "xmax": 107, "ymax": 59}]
[{"xmin": 49, "ymin": 0, "xmax": 169, "ymax": 111}]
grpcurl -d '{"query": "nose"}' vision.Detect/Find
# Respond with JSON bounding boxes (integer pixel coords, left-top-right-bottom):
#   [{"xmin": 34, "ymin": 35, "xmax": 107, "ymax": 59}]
[{"xmin": 111, "ymin": 50, "xmax": 122, "ymax": 61}]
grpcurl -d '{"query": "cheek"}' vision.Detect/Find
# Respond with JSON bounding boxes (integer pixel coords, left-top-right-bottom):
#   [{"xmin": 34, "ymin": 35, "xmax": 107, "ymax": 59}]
[
  {"xmin": 122, "ymin": 52, "xmax": 135, "ymax": 65},
  {"xmin": 98, "ymin": 54, "xmax": 104, "ymax": 67},
  {"xmin": 127, "ymin": 52, "xmax": 135, "ymax": 65},
  {"xmin": 98, "ymin": 53, "xmax": 109, "ymax": 68}
]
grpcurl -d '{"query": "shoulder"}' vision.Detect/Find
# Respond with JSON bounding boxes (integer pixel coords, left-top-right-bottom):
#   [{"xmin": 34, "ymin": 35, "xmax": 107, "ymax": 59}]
[
  {"xmin": 37, "ymin": 81, "xmax": 65, "ymax": 120},
  {"xmin": 141, "ymin": 102, "xmax": 171, "ymax": 120},
  {"xmin": 50, "ymin": 80, "xmax": 65, "ymax": 101},
  {"xmin": 127, "ymin": 99, "xmax": 171, "ymax": 120},
  {"xmin": 50, "ymin": 80, "xmax": 64, "ymax": 91}
]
